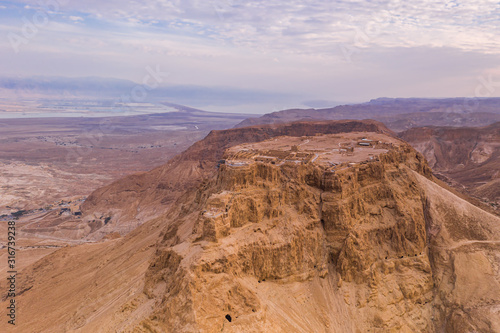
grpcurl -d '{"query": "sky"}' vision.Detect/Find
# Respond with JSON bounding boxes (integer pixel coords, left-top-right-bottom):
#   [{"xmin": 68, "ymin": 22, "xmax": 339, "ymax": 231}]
[{"xmin": 0, "ymin": 0, "xmax": 499, "ymax": 112}]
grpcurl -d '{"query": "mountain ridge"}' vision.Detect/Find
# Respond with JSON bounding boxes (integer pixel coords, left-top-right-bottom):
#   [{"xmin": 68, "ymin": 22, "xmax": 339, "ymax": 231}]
[{"xmin": 235, "ymin": 98, "xmax": 500, "ymax": 132}]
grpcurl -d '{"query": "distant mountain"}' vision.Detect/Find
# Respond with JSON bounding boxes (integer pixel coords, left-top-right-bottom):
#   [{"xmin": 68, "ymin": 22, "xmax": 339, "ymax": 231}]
[
  {"xmin": 0, "ymin": 76, "xmax": 296, "ymax": 109},
  {"xmin": 235, "ymin": 97, "xmax": 500, "ymax": 131},
  {"xmin": 0, "ymin": 76, "xmax": 136, "ymax": 97}
]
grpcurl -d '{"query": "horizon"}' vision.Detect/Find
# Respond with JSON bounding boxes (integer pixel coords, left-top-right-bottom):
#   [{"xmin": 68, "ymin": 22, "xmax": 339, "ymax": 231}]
[
  {"xmin": 1, "ymin": 3, "xmax": 500, "ymax": 330},
  {"xmin": 1, "ymin": 0, "xmax": 499, "ymax": 116}
]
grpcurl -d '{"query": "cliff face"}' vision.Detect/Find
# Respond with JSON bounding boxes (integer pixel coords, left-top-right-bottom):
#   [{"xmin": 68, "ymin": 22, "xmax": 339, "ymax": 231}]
[
  {"xmin": 4, "ymin": 123, "xmax": 500, "ymax": 333},
  {"xmin": 136, "ymin": 139, "xmax": 499, "ymax": 332},
  {"xmin": 80, "ymin": 120, "xmax": 394, "ymax": 239},
  {"xmin": 399, "ymin": 122, "xmax": 500, "ymax": 211}
]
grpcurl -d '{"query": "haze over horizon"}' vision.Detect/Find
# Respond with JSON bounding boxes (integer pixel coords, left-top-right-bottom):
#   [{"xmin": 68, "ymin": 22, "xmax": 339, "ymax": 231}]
[
  {"xmin": 1, "ymin": 0, "xmax": 500, "ymax": 113},
  {"xmin": 2, "ymin": 2, "xmax": 500, "ymax": 332}
]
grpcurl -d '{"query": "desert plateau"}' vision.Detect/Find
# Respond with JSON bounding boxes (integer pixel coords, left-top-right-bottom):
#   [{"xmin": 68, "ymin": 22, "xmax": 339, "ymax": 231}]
[
  {"xmin": 1, "ymin": 0, "xmax": 500, "ymax": 332},
  {"xmin": 1, "ymin": 118, "xmax": 500, "ymax": 332}
]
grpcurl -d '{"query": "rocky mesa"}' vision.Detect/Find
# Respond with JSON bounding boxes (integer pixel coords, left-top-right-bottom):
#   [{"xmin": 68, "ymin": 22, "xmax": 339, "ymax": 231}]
[
  {"xmin": 79, "ymin": 120, "xmax": 393, "ymax": 240},
  {"xmin": 2, "ymin": 120, "xmax": 499, "ymax": 333}
]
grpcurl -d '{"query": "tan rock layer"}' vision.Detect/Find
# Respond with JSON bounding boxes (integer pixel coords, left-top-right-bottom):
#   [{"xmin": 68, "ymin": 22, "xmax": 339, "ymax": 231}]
[
  {"xmin": 4, "ymin": 122, "xmax": 500, "ymax": 333},
  {"xmin": 139, "ymin": 142, "xmax": 455, "ymax": 332}
]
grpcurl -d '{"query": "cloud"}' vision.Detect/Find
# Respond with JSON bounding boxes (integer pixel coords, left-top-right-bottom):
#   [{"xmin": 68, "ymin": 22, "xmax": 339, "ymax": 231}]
[
  {"xmin": 11, "ymin": 0, "xmax": 500, "ymax": 56},
  {"xmin": 0, "ymin": 0, "xmax": 499, "ymax": 107},
  {"xmin": 69, "ymin": 16, "xmax": 84, "ymax": 22}
]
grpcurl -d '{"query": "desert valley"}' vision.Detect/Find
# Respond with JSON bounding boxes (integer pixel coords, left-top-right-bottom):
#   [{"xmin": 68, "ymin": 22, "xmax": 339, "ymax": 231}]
[
  {"xmin": 0, "ymin": 98, "xmax": 499, "ymax": 332},
  {"xmin": 1, "ymin": 1, "xmax": 500, "ymax": 332}
]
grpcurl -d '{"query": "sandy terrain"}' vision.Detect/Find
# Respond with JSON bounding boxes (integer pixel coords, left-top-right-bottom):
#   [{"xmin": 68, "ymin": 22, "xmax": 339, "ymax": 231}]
[
  {"xmin": 0, "ymin": 161, "xmax": 109, "ymax": 215},
  {"xmin": 0, "ymin": 110, "xmax": 249, "ymax": 285},
  {"xmin": 0, "ymin": 110, "xmax": 249, "ymax": 215}
]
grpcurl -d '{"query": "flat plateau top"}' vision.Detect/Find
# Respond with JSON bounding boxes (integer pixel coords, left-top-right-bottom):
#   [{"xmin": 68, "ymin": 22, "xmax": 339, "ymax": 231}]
[{"xmin": 224, "ymin": 132, "xmax": 401, "ymax": 168}]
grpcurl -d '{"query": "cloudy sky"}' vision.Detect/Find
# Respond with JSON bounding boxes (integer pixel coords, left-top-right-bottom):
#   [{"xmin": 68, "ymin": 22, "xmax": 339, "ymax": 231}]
[{"xmin": 1, "ymin": 0, "xmax": 499, "ymax": 111}]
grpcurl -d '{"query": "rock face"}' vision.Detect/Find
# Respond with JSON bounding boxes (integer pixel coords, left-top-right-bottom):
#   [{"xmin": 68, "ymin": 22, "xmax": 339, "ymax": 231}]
[
  {"xmin": 3, "ymin": 121, "xmax": 500, "ymax": 333},
  {"xmin": 137, "ymin": 130, "xmax": 498, "ymax": 332},
  {"xmin": 80, "ymin": 120, "xmax": 394, "ymax": 239},
  {"xmin": 400, "ymin": 122, "xmax": 500, "ymax": 212},
  {"xmin": 139, "ymin": 137, "xmax": 441, "ymax": 332}
]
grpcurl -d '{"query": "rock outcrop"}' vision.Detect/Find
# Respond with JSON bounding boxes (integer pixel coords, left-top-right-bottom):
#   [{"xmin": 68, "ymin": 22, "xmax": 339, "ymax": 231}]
[
  {"xmin": 138, "ymin": 138, "xmax": 441, "ymax": 332},
  {"xmin": 400, "ymin": 122, "xmax": 500, "ymax": 212},
  {"xmin": 80, "ymin": 120, "xmax": 394, "ymax": 239},
  {"xmin": 3, "ymin": 121, "xmax": 499, "ymax": 333}
]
